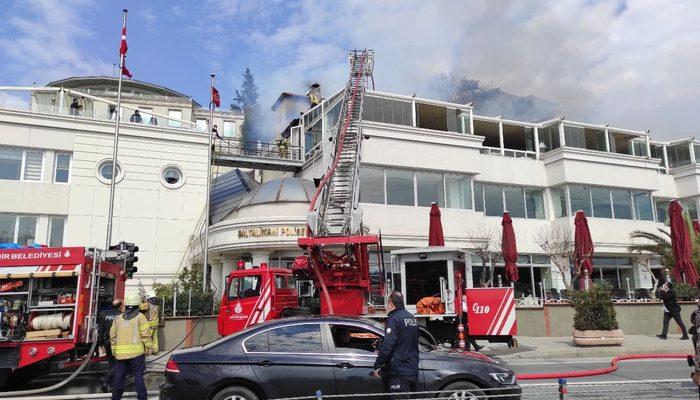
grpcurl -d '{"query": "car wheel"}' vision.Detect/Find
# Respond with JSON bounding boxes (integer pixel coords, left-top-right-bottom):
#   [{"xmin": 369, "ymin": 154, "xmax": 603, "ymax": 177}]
[
  {"xmin": 212, "ymin": 386, "xmax": 259, "ymax": 400},
  {"xmin": 441, "ymin": 381, "xmax": 485, "ymax": 400}
]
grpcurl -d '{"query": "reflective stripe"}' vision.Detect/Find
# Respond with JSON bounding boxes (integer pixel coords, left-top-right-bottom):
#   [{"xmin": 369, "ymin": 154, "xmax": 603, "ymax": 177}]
[{"xmin": 113, "ymin": 344, "xmax": 144, "ymax": 352}]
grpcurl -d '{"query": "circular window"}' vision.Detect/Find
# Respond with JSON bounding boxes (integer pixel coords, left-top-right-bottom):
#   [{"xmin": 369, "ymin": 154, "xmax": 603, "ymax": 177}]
[
  {"xmin": 96, "ymin": 160, "xmax": 124, "ymax": 184},
  {"xmin": 161, "ymin": 165, "xmax": 185, "ymax": 188}
]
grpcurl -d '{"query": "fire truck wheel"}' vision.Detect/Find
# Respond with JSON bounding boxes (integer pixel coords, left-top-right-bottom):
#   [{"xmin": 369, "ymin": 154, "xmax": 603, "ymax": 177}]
[
  {"xmin": 441, "ymin": 381, "xmax": 484, "ymax": 400},
  {"xmin": 281, "ymin": 307, "xmax": 311, "ymax": 317},
  {"xmin": 212, "ymin": 386, "xmax": 259, "ymax": 400}
]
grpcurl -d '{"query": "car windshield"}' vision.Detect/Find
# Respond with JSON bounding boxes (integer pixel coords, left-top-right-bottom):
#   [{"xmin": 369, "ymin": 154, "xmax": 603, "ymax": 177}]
[{"xmin": 228, "ymin": 275, "xmax": 261, "ymax": 300}]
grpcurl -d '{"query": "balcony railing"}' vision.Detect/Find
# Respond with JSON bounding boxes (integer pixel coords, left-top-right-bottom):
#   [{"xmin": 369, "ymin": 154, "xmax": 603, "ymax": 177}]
[
  {"xmin": 479, "ymin": 146, "xmax": 537, "ymax": 159},
  {"xmin": 215, "ymin": 138, "xmax": 303, "ymax": 162}
]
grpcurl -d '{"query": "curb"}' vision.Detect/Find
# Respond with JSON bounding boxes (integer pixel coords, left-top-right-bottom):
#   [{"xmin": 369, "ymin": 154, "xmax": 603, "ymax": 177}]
[{"xmin": 493, "ymin": 345, "xmax": 691, "ymax": 360}]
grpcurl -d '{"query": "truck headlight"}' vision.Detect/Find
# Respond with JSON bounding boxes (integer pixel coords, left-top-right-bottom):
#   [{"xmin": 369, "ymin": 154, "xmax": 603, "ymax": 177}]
[{"xmin": 490, "ymin": 372, "xmax": 516, "ymax": 385}]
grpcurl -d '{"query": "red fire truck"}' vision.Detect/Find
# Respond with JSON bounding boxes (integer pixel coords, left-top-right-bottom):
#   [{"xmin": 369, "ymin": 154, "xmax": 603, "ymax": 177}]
[{"xmin": 0, "ymin": 246, "xmax": 131, "ymax": 387}]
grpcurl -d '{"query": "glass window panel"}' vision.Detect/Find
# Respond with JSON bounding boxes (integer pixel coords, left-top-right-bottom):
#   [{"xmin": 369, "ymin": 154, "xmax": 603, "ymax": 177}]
[
  {"xmin": 483, "ymin": 185, "xmax": 504, "ymax": 217},
  {"xmin": 223, "ymin": 121, "xmax": 235, "ymax": 137},
  {"xmin": 168, "ymin": 110, "xmax": 182, "ymax": 128},
  {"xmin": 196, "ymin": 119, "xmax": 208, "ymax": 132},
  {"xmin": 416, "ymin": 172, "xmax": 444, "ymax": 207},
  {"xmin": 563, "ymin": 126, "xmax": 586, "ymax": 149},
  {"xmin": 655, "ymin": 200, "xmax": 669, "ymax": 223},
  {"xmin": 668, "ymin": 144, "xmax": 691, "ymax": 168},
  {"xmin": 611, "ymin": 189, "xmax": 632, "ymax": 219},
  {"xmin": 525, "ymin": 189, "xmax": 545, "ymax": 219},
  {"xmin": 532, "ymin": 255, "xmax": 551, "ymax": 264},
  {"xmin": 634, "ymin": 141, "xmax": 648, "ymax": 157},
  {"xmin": 569, "ymin": 185, "xmax": 591, "ymax": 216},
  {"xmin": 695, "ymin": 144, "xmax": 700, "ymax": 162},
  {"xmin": 633, "ymin": 192, "xmax": 654, "ymax": 221},
  {"xmin": 0, "ymin": 215, "xmax": 15, "ymax": 243},
  {"xmin": 48, "ymin": 217, "xmax": 65, "ymax": 247},
  {"xmin": 23, "ymin": 150, "xmax": 43, "ymax": 181},
  {"xmin": 17, "ymin": 216, "xmax": 36, "ymax": 246},
  {"xmin": 54, "ymin": 153, "xmax": 71, "ymax": 183},
  {"xmin": 504, "ymin": 187, "xmax": 525, "ymax": 218},
  {"xmin": 0, "ymin": 148, "xmax": 22, "ymax": 180},
  {"xmin": 445, "ymin": 175, "xmax": 472, "ymax": 210},
  {"xmin": 244, "ymin": 332, "xmax": 269, "ymax": 352},
  {"xmin": 474, "ymin": 183, "xmax": 484, "ymax": 212},
  {"xmin": 386, "ymin": 170, "xmax": 414, "ymax": 206},
  {"xmin": 590, "ymin": 187, "xmax": 612, "ymax": 218},
  {"xmin": 268, "ymin": 324, "xmax": 322, "ymax": 353},
  {"xmin": 539, "ymin": 125, "xmax": 560, "ymax": 152},
  {"xmin": 551, "ymin": 187, "xmax": 567, "ymax": 217},
  {"xmin": 99, "ymin": 162, "xmax": 120, "ymax": 180},
  {"xmin": 359, "ymin": 167, "xmax": 384, "ymax": 204},
  {"xmin": 681, "ymin": 198, "xmax": 699, "ymax": 220}
]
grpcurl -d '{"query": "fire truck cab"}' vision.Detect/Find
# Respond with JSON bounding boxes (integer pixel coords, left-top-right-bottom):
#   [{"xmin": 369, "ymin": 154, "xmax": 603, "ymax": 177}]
[
  {"xmin": 0, "ymin": 246, "xmax": 127, "ymax": 386},
  {"xmin": 217, "ymin": 264, "xmax": 298, "ymax": 336}
]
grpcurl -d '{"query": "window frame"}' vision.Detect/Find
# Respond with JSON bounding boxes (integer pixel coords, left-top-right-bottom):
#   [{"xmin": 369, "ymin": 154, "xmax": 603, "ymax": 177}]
[
  {"xmin": 96, "ymin": 159, "xmax": 124, "ymax": 185},
  {"xmin": 53, "ymin": 153, "xmax": 72, "ymax": 184},
  {"xmin": 241, "ymin": 322, "xmax": 327, "ymax": 354},
  {"xmin": 48, "ymin": 216, "xmax": 66, "ymax": 247},
  {"xmin": 160, "ymin": 164, "xmax": 185, "ymax": 189},
  {"xmin": 0, "ymin": 214, "xmax": 38, "ymax": 245},
  {"xmin": 0, "ymin": 147, "xmax": 45, "ymax": 183},
  {"xmin": 327, "ymin": 323, "xmax": 384, "ymax": 356},
  {"xmin": 167, "ymin": 109, "xmax": 183, "ymax": 128}
]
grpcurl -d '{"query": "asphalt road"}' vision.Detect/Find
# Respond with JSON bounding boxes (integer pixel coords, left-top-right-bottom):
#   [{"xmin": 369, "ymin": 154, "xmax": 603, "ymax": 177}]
[{"xmin": 2, "ymin": 358, "xmax": 697, "ymax": 399}]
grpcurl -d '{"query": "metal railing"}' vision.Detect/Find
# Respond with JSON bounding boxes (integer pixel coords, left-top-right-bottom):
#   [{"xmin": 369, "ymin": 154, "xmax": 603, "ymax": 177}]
[
  {"xmin": 216, "ymin": 137, "xmax": 303, "ymax": 162},
  {"xmin": 480, "ymin": 146, "xmax": 538, "ymax": 160}
]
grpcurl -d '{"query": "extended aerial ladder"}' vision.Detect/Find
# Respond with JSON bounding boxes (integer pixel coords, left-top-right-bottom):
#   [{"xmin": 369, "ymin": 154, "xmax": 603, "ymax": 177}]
[{"xmin": 296, "ymin": 50, "xmax": 384, "ymax": 315}]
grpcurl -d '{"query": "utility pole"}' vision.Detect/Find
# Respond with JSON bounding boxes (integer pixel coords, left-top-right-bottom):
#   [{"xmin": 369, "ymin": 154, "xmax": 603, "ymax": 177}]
[{"xmin": 203, "ymin": 73, "xmax": 215, "ymax": 292}]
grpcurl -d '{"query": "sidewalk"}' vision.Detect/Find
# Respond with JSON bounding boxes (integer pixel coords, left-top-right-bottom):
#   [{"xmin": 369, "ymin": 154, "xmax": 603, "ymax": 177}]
[{"xmin": 483, "ymin": 334, "xmax": 694, "ymax": 360}]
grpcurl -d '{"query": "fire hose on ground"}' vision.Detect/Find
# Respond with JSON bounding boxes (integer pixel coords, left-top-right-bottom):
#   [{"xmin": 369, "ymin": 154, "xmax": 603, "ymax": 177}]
[{"xmin": 516, "ymin": 353, "xmax": 692, "ymax": 380}]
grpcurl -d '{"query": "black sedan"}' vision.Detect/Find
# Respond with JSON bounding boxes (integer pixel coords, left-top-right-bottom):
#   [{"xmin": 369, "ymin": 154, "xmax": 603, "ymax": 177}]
[{"xmin": 160, "ymin": 316, "xmax": 520, "ymax": 400}]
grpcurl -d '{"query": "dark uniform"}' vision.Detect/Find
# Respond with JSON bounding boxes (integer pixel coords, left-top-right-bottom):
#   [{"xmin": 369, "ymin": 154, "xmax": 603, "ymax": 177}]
[
  {"xmin": 97, "ymin": 304, "xmax": 121, "ymax": 392},
  {"xmin": 374, "ymin": 305, "xmax": 419, "ymax": 398},
  {"xmin": 657, "ymin": 285, "xmax": 689, "ymax": 339}
]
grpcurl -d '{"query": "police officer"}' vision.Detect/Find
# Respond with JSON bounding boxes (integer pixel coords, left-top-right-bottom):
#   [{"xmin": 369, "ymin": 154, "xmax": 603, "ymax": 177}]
[
  {"xmin": 98, "ymin": 299, "xmax": 123, "ymax": 393},
  {"xmin": 373, "ymin": 291, "xmax": 419, "ymax": 399},
  {"xmin": 145, "ymin": 292, "xmax": 160, "ymax": 354},
  {"xmin": 110, "ymin": 293, "xmax": 152, "ymax": 400}
]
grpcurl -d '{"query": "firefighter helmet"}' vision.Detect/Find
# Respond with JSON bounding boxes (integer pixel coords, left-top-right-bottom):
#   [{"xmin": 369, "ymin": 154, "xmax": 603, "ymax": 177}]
[
  {"xmin": 146, "ymin": 292, "xmax": 157, "ymax": 300},
  {"xmin": 125, "ymin": 293, "xmax": 141, "ymax": 307}
]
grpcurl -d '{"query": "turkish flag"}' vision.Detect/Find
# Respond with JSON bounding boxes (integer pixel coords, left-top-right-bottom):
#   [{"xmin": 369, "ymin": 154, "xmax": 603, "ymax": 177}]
[
  {"xmin": 121, "ymin": 61, "xmax": 132, "ymax": 78},
  {"xmin": 120, "ymin": 27, "xmax": 128, "ymax": 56},
  {"xmin": 211, "ymin": 87, "xmax": 221, "ymax": 108}
]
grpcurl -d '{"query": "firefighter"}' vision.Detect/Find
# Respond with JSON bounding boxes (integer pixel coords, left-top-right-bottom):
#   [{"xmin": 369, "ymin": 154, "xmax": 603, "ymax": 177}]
[
  {"xmin": 98, "ymin": 299, "xmax": 123, "ymax": 393},
  {"xmin": 110, "ymin": 293, "xmax": 152, "ymax": 400},
  {"xmin": 372, "ymin": 291, "xmax": 419, "ymax": 399},
  {"xmin": 145, "ymin": 292, "xmax": 160, "ymax": 354}
]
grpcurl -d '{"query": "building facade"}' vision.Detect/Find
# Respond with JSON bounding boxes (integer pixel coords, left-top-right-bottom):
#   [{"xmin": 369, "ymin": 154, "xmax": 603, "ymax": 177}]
[
  {"xmin": 0, "ymin": 76, "xmax": 242, "ymax": 291},
  {"xmin": 199, "ymin": 87, "xmax": 700, "ymax": 301}
]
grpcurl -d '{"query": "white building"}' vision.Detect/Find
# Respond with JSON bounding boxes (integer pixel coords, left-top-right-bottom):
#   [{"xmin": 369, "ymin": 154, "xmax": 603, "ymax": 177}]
[
  {"xmin": 196, "ymin": 86, "xmax": 700, "ymax": 301},
  {"xmin": 0, "ymin": 76, "xmax": 243, "ymax": 291}
]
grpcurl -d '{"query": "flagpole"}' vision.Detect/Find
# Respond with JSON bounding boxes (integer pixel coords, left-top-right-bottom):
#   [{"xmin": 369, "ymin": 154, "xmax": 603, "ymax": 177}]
[
  {"xmin": 105, "ymin": 9, "xmax": 127, "ymax": 250},
  {"xmin": 203, "ymin": 73, "xmax": 215, "ymax": 292}
]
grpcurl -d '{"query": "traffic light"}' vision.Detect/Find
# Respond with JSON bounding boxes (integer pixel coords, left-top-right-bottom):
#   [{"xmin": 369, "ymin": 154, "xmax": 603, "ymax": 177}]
[{"xmin": 121, "ymin": 242, "xmax": 139, "ymax": 279}]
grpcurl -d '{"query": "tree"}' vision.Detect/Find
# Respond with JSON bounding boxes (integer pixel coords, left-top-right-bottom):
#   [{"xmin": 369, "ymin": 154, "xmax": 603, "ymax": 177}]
[
  {"xmin": 231, "ymin": 68, "xmax": 264, "ymax": 145},
  {"xmin": 466, "ymin": 226, "xmax": 498, "ymax": 287},
  {"xmin": 534, "ymin": 225, "xmax": 575, "ymax": 291}
]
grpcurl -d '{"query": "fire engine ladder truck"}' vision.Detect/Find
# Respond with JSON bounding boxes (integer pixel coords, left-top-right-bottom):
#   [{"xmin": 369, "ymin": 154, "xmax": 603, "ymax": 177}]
[{"xmin": 299, "ymin": 50, "xmax": 384, "ymax": 315}]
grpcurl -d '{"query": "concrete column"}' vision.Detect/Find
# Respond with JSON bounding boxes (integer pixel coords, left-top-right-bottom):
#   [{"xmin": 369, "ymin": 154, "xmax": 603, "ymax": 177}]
[
  {"xmin": 534, "ymin": 126, "xmax": 540, "ymax": 160},
  {"xmin": 662, "ymin": 145, "xmax": 669, "ymax": 172},
  {"xmin": 411, "ymin": 99, "xmax": 417, "ymax": 127},
  {"xmin": 604, "ymin": 129, "xmax": 611, "ymax": 152},
  {"xmin": 210, "ymin": 263, "xmax": 223, "ymax": 296},
  {"xmin": 644, "ymin": 135, "xmax": 651, "ymax": 158},
  {"xmin": 558, "ymin": 122, "xmax": 566, "ymax": 147},
  {"xmin": 498, "ymin": 121, "xmax": 505, "ymax": 155},
  {"xmin": 221, "ymin": 258, "xmax": 236, "ymax": 289},
  {"xmin": 58, "ymin": 88, "xmax": 65, "ymax": 114},
  {"xmin": 251, "ymin": 250, "xmax": 270, "ymax": 268},
  {"xmin": 689, "ymin": 142, "xmax": 696, "ymax": 164}
]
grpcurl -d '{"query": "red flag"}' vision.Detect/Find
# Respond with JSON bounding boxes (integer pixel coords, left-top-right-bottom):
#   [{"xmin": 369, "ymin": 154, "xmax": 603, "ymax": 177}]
[
  {"xmin": 120, "ymin": 27, "xmax": 128, "ymax": 56},
  {"xmin": 121, "ymin": 63, "xmax": 132, "ymax": 78},
  {"xmin": 211, "ymin": 86, "xmax": 221, "ymax": 108}
]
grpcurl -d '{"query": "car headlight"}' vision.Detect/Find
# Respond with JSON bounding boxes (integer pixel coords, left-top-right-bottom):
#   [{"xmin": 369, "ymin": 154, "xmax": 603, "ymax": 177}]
[{"xmin": 490, "ymin": 372, "xmax": 516, "ymax": 385}]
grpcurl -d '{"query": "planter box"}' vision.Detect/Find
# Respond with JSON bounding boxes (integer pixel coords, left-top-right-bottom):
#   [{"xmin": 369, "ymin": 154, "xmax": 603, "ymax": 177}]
[{"xmin": 573, "ymin": 329, "xmax": 624, "ymax": 346}]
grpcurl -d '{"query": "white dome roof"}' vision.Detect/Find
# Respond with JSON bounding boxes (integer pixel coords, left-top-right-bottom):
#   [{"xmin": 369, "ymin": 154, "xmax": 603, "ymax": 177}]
[{"xmin": 236, "ymin": 177, "xmax": 315, "ymax": 209}]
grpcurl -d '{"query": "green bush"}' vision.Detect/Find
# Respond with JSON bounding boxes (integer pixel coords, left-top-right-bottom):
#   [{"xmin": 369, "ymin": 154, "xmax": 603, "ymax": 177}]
[
  {"xmin": 674, "ymin": 282, "xmax": 697, "ymax": 301},
  {"xmin": 569, "ymin": 282, "xmax": 619, "ymax": 331}
]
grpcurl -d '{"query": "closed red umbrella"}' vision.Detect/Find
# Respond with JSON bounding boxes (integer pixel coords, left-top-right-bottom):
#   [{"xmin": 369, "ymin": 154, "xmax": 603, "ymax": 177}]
[
  {"xmin": 669, "ymin": 200, "xmax": 698, "ymax": 285},
  {"xmin": 574, "ymin": 210, "xmax": 594, "ymax": 290},
  {"xmin": 693, "ymin": 220, "xmax": 700, "ymax": 236},
  {"xmin": 428, "ymin": 203, "xmax": 445, "ymax": 246},
  {"xmin": 501, "ymin": 212, "xmax": 519, "ymax": 283}
]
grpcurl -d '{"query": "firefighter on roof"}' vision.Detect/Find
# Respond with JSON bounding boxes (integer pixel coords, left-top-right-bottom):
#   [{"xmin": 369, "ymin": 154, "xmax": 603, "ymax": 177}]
[{"xmin": 110, "ymin": 293, "xmax": 152, "ymax": 400}]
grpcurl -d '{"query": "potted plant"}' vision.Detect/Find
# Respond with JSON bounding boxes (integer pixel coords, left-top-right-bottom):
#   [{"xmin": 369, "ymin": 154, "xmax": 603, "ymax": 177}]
[
  {"xmin": 570, "ymin": 282, "xmax": 623, "ymax": 346},
  {"xmin": 674, "ymin": 282, "xmax": 697, "ymax": 301}
]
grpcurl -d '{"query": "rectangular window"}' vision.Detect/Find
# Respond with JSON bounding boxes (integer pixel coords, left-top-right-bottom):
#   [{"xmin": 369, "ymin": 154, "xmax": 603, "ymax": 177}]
[
  {"xmin": 386, "ymin": 170, "xmax": 414, "ymax": 206},
  {"xmin": 590, "ymin": 187, "xmax": 612, "ymax": 218},
  {"xmin": 563, "ymin": 126, "xmax": 586, "ymax": 149},
  {"xmin": 539, "ymin": 124, "xmax": 560, "ymax": 152},
  {"xmin": 223, "ymin": 121, "xmax": 235, "ymax": 137},
  {"xmin": 168, "ymin": 110, "xmax": 182, "ymax": 128},
  {"xmin": 17, "ymin": 216, "xmax": 37, "ymax": 246},
  {"xmin": 525, "ymin": 189, "xmax": 545, "ymax": 219},
  {"xmin": 445, "ymin": 175, "xmax": 472, "ymax": 210},
  {"xmin": 474, "ymin": 183, "xmax": 484, "ymax": 212},
  {"xmin": 359, "ymin": 167, "xmax": 385, "ymax": 204},
  {"xmin": 54, "ymin": 153, "xmax": 71, "ymax": 183},
  {"xmin": 362, "ymin": 96, "xmax": 412, "ymax": 126},
  {"xmin": 656, "ymin": 200, "xmax": 669, "ymax": 223},
  {"xmin": 633, "ymin": 192, "xmax": 654, "ymax": 221},
  {"xmin": 681, "ymin": 198, "xmax": 699, "ymax": 220},
  {"xmin": 0, "ymin": 215, "xmax": 14, "ymax": 243},
  {"xmin": 569, "ymin": 185, "xmax": 591, "ymax": 216},
  {"xmin": 504, "ymin": 187, "xmax": 525, "ymax": 218},
  {"xmin": 0, "ymin": 147, "xmax": 23, "ymax": 180},
  {"xmin": 611, "ymin": 189, "xmax": 632, "ymax": 219},
  {"xmin": 633, "ymin": 141, "xmax": 648, "ymax": 157},
  {"xmin": 22, "ymin": 150, "xmax": 43, "ymax": 181},
  {"xmin": 196, "ymin": 119, "xmax": 208, "ymax": 132},
  {"xmin": 268, "ymin": 324, "xmax": 322, "ymax": 353},
  {"xmin": 140, "ymin": 108, "xmax": 153, "ymax": 124},
  {"xmin": 551, "ymin": 187, "xmax": 568, "ymax": 217},
  {"xmin": 415, "ymin": 172, "xmax": 444, "ymax": 207},
  {"xmin": 48, "ymin": 216, "xmax": 66, "ymax": 247},
  {"xmin": 483, "ymin": 185, "xmax": 504, "ymax": 217}
]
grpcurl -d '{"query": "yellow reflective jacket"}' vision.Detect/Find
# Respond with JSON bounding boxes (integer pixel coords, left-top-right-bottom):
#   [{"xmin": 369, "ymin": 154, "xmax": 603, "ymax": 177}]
[
  {"xmin": 147, "ymin": 304, "xmax": 159, "ymax": 326},
  {"xmin": 109, "ymin": 310, "xmax": 152, "ymax": 360}
]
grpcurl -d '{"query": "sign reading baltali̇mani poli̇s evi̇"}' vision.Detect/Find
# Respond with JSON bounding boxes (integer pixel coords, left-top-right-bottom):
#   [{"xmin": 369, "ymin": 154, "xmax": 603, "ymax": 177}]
[{"xmin": 237, "ymin": 226, "xmax": 306, "ymax": 239}]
